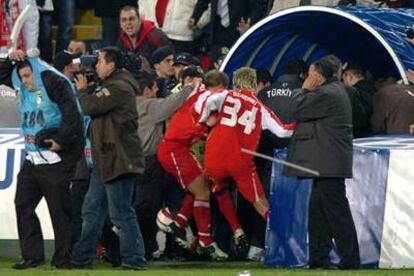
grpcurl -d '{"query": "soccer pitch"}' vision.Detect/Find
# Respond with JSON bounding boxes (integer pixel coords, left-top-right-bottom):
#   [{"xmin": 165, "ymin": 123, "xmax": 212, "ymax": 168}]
[{"xmin": 1, "ymin": 259, "xmax": 414, "ymax": 276}]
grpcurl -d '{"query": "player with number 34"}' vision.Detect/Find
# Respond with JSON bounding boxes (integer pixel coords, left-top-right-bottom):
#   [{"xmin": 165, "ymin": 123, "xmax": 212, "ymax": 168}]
[{"xmin": 199, "ymin": 67, "xmax": 296, "ymax": 221}]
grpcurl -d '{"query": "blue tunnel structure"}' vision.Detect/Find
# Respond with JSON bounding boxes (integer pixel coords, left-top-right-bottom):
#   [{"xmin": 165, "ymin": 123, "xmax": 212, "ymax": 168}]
[{"xmin": 221, "ymin": 6, "xmax": 414, "ymax": 84}]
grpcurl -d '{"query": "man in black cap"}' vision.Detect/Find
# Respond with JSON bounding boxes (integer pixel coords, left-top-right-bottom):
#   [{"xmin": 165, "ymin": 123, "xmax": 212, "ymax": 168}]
[
  {"xmin": 171, "ymin": 54, "xmax": 202, "ymax": 93},
  {"xmin": 150, "ymin": 46, "xmax": 176, "ymax": 97},
  {"xmin": 173, "ymin": 52, "xmax": 201, "ymax": 79},
  {"xmin": 54, "ymin": 50, "xmax": 82, "ymax": 80}
]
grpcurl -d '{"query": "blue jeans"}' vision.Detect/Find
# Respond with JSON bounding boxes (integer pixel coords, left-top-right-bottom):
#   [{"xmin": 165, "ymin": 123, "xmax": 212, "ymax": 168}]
[{"xmin": 71, "ymin": 170, "xmax": 146, "ymax": 267}]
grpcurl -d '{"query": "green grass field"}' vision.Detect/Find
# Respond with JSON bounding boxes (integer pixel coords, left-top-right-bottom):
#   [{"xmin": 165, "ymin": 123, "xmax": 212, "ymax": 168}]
[{"xmin": 1, "ymin": 259, "xmax": 414, "ymax": 276}]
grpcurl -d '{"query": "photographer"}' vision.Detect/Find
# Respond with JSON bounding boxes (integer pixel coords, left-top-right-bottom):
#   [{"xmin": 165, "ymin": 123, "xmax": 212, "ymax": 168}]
[
  {"xmin": 71, "ymin": 46, "xmax": 146, "ymax": 270},
  {"xmin": 3, "ymin": 50, "xmax": 84, "ymax": 270}
]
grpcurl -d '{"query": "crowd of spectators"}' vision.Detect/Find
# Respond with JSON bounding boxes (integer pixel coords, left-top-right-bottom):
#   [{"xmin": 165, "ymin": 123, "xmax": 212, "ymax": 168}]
[{"xmin": 0, "ymin": 0, "xmax": 413, "ymax": 271}]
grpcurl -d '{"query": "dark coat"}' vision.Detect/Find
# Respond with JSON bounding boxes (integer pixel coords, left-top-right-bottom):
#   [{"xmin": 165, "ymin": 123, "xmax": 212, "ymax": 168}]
[
  {"xmin": 92, "ymin": 0, "xmax": 137, "ymax": 17},
  {"xmin": 191, "ymin": 0, "xmax": 263, "ymax": 44},
  {"xmin": 77, "ymin": 69, "xmax": 145, "ymax": 183},
  {"xmin": 285, "ymin": 79, "xmax": 353, "ymax": 178},
  {"xmin": 370, "ymin": 84, "xmax": 414, "ymax": 134},
  {"xmin": 257, "ymin": 74, "xmax": 302, "ymax": 153}
]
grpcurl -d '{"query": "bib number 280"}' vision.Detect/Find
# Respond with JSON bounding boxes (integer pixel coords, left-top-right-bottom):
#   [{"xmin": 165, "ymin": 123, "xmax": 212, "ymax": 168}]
[{"xmin": 221, "ymin": 96, "xmax": 258, "ymax": 134}]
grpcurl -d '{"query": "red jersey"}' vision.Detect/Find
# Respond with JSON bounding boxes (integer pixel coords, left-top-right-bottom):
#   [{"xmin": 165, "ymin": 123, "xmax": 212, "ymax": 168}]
[
  {"xmin": 200, "ymin": 89, "xmax": 296, "ymax": 160},
  {"xmin": 163, "ymin": 87, "xmax": 227, "ymax": 146}
]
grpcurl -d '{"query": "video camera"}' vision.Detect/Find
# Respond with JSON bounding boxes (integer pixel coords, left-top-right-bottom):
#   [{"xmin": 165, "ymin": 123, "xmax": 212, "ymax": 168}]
[
  {"xmin": 74, "ymin": 51, "xmax": 143, "ymax": 83},
  {"xmin": 73, "ymin": 55, "xmax": 99, "ymax": 83}
]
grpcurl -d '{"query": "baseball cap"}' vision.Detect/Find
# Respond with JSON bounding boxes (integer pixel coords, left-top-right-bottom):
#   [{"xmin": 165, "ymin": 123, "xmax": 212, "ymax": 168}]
[
  {"xmin": 54, "ymin": 50, "xmax": 82, "ymax": 72},
  {"xmin": 173, "ymin": 52, "xmax": 201, "ymax": 67},
  {"xmin": 150, "ymin": 46, "xmax": 174, "ymax": 65},
  {"xmin": 181, "ymin": 65, "xmax": 204, "ymax": 80}
]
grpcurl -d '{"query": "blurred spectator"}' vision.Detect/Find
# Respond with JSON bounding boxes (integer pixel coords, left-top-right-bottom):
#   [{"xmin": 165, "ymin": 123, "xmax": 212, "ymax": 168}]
[
  {"xmin": 410, "ymin": 124, "xmax": 414, "ymax": 134},
  {"xmin": 342, "ymin": 61, "xmax": 375, "ymax": 137},
  {"xmin": 269, "ymin": 0, "xmax": 380, "ymax": 13},
  {"xmin": 92, "ymin": 0, "xmax": 137, "ymax": 47},
  {"xmin": 139, "ymin": 0, "xmax": 211, "ymax": 54},
  {"xmin": 1, "ymin": 0, "xmax": 39, "ymax": 57},
  {"xmin": 258, "ymin": 59, "xmax": 306, "ymax": 150},
  {"xmin": 117, "ymin": 5, "xmax": 173, "ymax": 61},
  {"xmin": 255, "ymin": 68, "xmax": 272, "ymax": 92},
  {"xmin": 190, "ymin": 0, "xmax": 262, "ymax": 54},
  {"xmin": 150, "ymin": 46, "xmax": 176, "ymax": 95},
  {"xmin": 370, "ymin": 84, "xmax": 414, "ymax": 134},
  {"xmin": 54, "ymin": 50, "xmax": 81, "ymax": 79},
  {"xmin": 338, "ymin": 0, "xmax": 357, "ymax": 5},
  {"xmin": 54, "ymin": 49, "xmax": 91, "ymax": 252},
  {"xmin": 211, "ymin": 46, "xmax": 229, "ymax": 70},
  {"xmin": 67, "ymin": 40, "xmax": 87, "ymax": 55},
  {"xmin": 38, "ymin": 0, "xmax": 75, "ymax": 63},
  {"xmin": 171, "ymin": 52, "xmax": 201, "ymax": 93},
  {"xmin": 0, "ymin": 84, "xmax": 19, "ymax": 127}
]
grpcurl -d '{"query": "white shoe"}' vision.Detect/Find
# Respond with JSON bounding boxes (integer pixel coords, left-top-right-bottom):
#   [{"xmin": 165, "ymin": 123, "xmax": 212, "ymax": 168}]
[
  {"xmin": 197, "ymin": 241, "xmax": 229, "ymax": 261},
  {"xmin": 247, "ymin": 245, "xmax": 264, "ymax": 261}
]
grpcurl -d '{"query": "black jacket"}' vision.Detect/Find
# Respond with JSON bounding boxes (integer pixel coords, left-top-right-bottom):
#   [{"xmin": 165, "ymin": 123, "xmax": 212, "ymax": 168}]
[
  {"xmin": 257, "ymin": 74, "xmax": 302, "ymax": 153},
  {"xmin": 344, "ymin": 81, "xmax": 374, "ymax": 138},
  {"xmin": 92, "ymin": 0, "xmax": 137, "ymax": 17},
  {"xmin": 0, "ymin": 59, "xmax": 84, "ymax": 164},
  {"xmin": 285, "ymin": 79, "xmax": 353, "ymax": 178},
  {"xmin": 192, "ymin": 0, "xmax": 263, "ymax": 44}
]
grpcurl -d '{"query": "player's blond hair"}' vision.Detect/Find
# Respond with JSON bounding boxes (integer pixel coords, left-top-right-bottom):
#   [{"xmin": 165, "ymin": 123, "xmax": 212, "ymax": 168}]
[{"xmin": 232, "ymin": 67, "xmax": 257, "ymax": 91}]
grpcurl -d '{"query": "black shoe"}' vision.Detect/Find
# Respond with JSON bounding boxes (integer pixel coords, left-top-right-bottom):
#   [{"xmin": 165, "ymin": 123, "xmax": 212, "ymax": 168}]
[
  {"xmin": 170, "ymin": 223, "xmax": 187, "ymax": 247},
  {"xmin": 196, "ymin": 241, "xmax": 229, "ymax": 261},
  {"xmin": 52, "ymin": 263, "xmax": 72, "ymax": 270},
  {"xmin": 12, "ymin": 259, "xmax": 44, "ymax": 270},
  {"xmin": 119, "ymin": 263, "xmax": 147, "ymax": 270},
  {"xmin": 234, "ymin": 229, "xmax": 249, "ymax": 257},
  {"xmin": 71, "ymin": 259, "xmax": 93, "ymax": 269}
]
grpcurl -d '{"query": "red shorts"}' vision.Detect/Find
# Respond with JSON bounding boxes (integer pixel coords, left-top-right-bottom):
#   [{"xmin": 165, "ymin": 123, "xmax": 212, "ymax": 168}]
[
  {"xmin": 157, "ymin": 141, "xmax": 203, "ymax": 190},
  {"xmin": 205, "ymin": 155, "xmax": 264, "ymax": 203}
]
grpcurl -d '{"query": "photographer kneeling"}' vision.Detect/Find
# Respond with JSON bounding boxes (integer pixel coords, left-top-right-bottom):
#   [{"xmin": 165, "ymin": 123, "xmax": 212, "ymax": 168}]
[{"xmin": 71, "ymin": 46, "xmax": 146, "ymax": 270}]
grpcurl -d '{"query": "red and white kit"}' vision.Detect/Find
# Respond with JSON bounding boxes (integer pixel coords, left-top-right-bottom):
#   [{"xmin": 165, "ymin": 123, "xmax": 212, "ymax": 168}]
[{"xmin": 200, "ymin": 89, "xmax": 296, "ymax": 203}]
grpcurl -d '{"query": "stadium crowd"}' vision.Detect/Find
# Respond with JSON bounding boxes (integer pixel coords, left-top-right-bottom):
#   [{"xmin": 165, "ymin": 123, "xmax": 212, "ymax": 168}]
[{"xmin": 0, "ymin": 0, "xmax": 413, "ymax": 271}]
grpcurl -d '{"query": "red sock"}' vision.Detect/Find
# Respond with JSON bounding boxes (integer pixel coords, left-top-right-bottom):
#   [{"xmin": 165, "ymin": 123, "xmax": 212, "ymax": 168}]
[
  {"xmin": 174, "ymin": 193, "xmax": 194, "ymax": 228},
  {"xmin": 193, "ymin": 199, "xmax": 213, "ymax": 246},
  {"xmin": 215, "ymin": 190, "xmax": 241, "ymax": 233}
]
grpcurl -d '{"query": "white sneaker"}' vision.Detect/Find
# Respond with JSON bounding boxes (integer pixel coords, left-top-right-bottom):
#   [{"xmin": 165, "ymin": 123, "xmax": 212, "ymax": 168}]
[
  {"xmin": 247, "ymin": 245, "xmax": 264, "ymax": 261},
  {"xmin": 197, "ymin": 241, "xmax": 229, "ymax": 261}
]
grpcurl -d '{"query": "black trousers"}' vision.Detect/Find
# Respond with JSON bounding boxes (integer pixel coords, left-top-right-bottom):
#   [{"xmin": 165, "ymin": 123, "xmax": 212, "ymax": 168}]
[
  {"xmin": 14, "ymin": 161, "xmax": 75, "ymax": 266},
  {"xmin": 309, "ymin": 178, "xmax": 360, "ymax": 269},
  {"xmin": 134, "ymin": 155, "xmax": 184, "ymax": 258}
]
